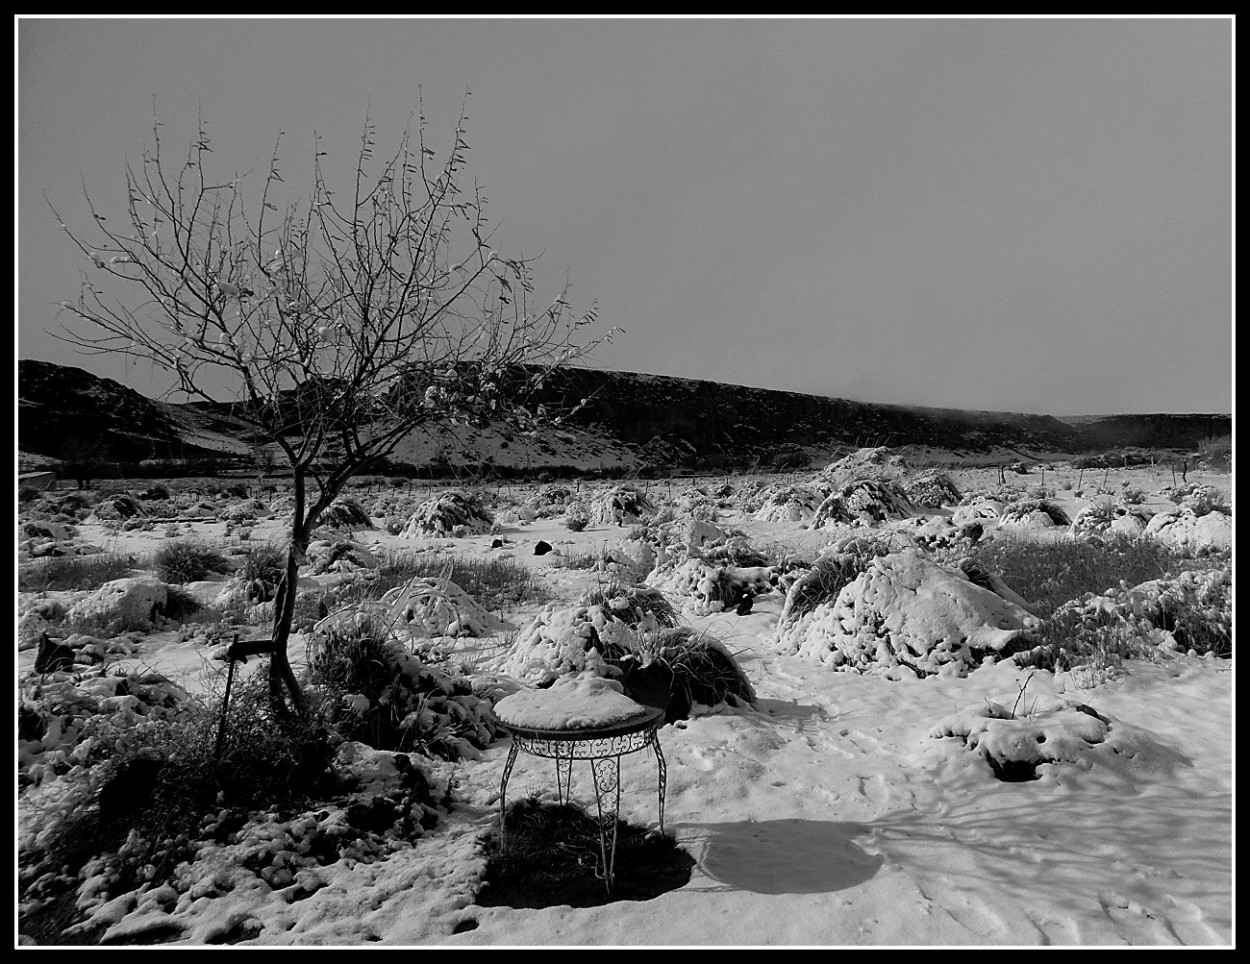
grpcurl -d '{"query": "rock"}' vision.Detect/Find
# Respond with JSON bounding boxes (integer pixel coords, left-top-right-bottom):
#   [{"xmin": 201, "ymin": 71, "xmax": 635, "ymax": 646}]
[
  {"xmin": 534, "ymin": 541, "xmax": 553, "ymax": 556},
  {"xmin": 67, "ymin": 576, "xmax": 167, "ymax": 627},
  {"xmin": 21, "ymin": 520, "xmax": 74, "ymax": 541},
  {"xmin": 1144, "ymin": 508, "xmax": 1231, "ymax": 552},
  {"xmin": 688, "ymin": 519, "xmax": 730, "ymax": 547},
  {"xmin": 34, "ymin": 633, "xmax": 75, "ymax": 673}
]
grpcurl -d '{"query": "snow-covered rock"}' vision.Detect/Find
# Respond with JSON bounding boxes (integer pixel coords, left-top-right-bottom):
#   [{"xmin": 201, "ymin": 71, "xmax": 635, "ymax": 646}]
[
  {"xmin": 952, "ymin": 500, "xmax": 1004, "ymax": 526},
  {"xmin": 1143, "ymin": 507, "xmax": 1231, "ymax": 553},
  {"xmin": 67, "ymin": 577, "xmax": 168, "ymax": 628}
]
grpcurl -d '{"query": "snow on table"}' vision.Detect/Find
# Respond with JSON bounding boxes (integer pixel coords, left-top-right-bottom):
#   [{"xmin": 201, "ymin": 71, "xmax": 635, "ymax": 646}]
[{"xmin": 493, "ymin": 674, "xmax": 652, "ymax": 731}]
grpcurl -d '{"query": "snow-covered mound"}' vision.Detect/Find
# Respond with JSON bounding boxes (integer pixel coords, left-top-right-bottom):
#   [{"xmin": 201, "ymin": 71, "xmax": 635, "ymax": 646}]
[
  {"xmin": 85, "ymin": 494, "xmax": 148, "ymax": 522},
  {"xmin": 399, "ymin": 491, "xmax": 493, "ymax": 538},
  {"xmin": 775, "ymin": 549, "xmax": 1038, "ymax": 678},
  {"xmin": 388, "ymin": 577, "xmax": 496, "ymax": 640},
  {"xmin": 1070, "ymin": 501, "xmax": 1154, "ymax": 538},
  {"xmin": 951, "ymin": 500, "xmax": 1004, "ymax": 527},
  {"xmin": 998, "ymin": 499, "xmax": 1071, "ymax": 529},
  {"xmin": 498, "ymin": 604, "xmax": 640, "ymax": 685},
  {"xmin": 816, "ymin": 447, "xmax": 909, "ymax": 490},
  {"xmin": 751, "ymin": 483, "xmax": 823, "ymax": 523},
  {"xmin": 901, "ymin": 470, "xmax": 963, "ymax": 509},
  {"xmin": 586, "ymin": 485, "xmax": 655, "ymax": 526},
  {"xmin": 320, "ymin": 498, "xmax": 374, "ymax": 530},
  {"xmin": 645, "ymin": 556, "xmax": 779, "ymax": 615},
  {"xmin": 811, "ymin": 478, "xmax": 915, "ymax": 528},
  {"xmin": 1143, "ymin": 507, "xmax": 1231, "ymax": 553},
  {"xmin": 67, "ymin": 577, "xmax": 168, "ymax": 627},
  {"xmin": 305, "ymin": 539, "xmax": 380, "ymax": 574},
  {"xmin": 928, "ymin": 693, "xmax": 1180, "ymax": 783}
]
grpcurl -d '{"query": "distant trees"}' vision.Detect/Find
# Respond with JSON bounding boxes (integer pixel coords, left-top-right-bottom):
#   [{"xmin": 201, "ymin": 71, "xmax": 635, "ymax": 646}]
[
  {"xmin": 49, "ymin": 98, "xmax": 613, "ymax": 717},
  {"xmin": 55, "ymin": 434, "xmax": 110, "ymax": 490}
]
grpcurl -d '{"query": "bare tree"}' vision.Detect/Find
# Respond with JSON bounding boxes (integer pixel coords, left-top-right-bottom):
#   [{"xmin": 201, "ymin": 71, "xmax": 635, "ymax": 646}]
[{"xmin": 48, "ymin": 98, "xmax": 612, "ymax": 717}]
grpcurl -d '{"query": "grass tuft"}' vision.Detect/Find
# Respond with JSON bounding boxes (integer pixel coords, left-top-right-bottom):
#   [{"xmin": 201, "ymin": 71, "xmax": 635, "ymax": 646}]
[{"xmin": 153, "ymin": 541, "xmax": 232, "ymax": 584}]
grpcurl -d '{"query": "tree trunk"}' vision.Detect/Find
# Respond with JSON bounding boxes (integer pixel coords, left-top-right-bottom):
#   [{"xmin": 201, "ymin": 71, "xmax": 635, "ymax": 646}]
[{"xmin": 268, "ymin": 468, "xmax": 310, "ymax": 719}]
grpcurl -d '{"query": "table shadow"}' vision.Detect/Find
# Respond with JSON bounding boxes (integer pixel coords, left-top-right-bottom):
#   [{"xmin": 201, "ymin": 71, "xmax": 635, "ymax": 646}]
[{"xmin": 681, "ymin": 818, "xmax": 884, "ymax": 895}]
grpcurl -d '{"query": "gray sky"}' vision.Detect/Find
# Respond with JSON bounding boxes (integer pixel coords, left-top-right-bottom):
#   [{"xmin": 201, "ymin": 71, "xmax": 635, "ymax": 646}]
[{"xmin": 17, "ymin": 16, "xmax": 1233, "ymax": 416}]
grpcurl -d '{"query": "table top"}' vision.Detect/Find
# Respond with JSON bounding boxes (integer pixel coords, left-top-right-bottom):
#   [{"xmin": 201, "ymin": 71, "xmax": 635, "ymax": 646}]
[{"xmin": 494, "ymin": 705, "xmax": 665, "ymax": 743}]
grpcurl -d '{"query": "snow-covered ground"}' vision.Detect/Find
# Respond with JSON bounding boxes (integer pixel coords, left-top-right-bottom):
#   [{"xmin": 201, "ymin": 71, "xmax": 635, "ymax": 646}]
[{"xmin": 16, "ymin": 459, "xmax": 1234, "ymax": 947}]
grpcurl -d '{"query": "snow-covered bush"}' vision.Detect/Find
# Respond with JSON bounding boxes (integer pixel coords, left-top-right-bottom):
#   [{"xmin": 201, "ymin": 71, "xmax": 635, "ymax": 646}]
[
  {"xmin": 306, "ymin": 539, "xmax": 380, "ymax": 575},
  {"xmin": 498, "ymin": 604, "xmax": 641, "ymax": 685},
  {"xmin": 1019, "ymin": 564, "xmax": 1232, "ymax": 672},
  {"xmin": 775, "ymin": 549, "xmax": 1038, "ymax": 678},
  {"xmin": 646, "ymin": 556, "xmax": 779, "ymax": 615},
  {"xmin": 587, "ymin": 485, "xmax": 654, "ymax": 527},
  {"xmin": 400, "ymin": 491, "xmax": 494, "ymax": 538},
  {"xmin": 902, "ymin": 470, "xmax": 962, "ymax": 508},
  {"xmin": 320, "ymin": 498, "xmax": 374, "ymax": 530},
  {"xmin": 811, "ymin": 478, "xmax": 915, "ymax": 528},
  {"xmin": 751, "ymin": 483, "xmax": 823, "ymax": 523},
  {"xmin": 308, "ymin": 614, "xmax": 496, "ymax": 759},
  {"xmin": 816, "ymin": 447, "xmax": 908, "ymax": 492},
  {"xmin": 998, "ymin": 499, "xmax": 1071, "ymax": 529}
]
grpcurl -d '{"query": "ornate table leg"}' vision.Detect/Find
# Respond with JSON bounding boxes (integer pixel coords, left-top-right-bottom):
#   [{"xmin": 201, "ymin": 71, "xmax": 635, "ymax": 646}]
[
  {"xmin": 652, "ymin": 733, "xmax": 667, "ymax": 836},
  {"xmin": 554, "ymin": 745, "xmax": 573, "ymax": 804},
  {"xmin": 590, "ymin": 755, "xmax": 622, "ymax": 892},
  {"xmin": 498, "ymin": 740, "xmax": 520, "ymax": 851}
]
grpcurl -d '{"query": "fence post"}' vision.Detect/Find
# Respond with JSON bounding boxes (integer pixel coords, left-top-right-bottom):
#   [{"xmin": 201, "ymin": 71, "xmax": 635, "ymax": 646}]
[{"xmin": 215, "ymin": 634, "xmax": 240, "ymax": 760}]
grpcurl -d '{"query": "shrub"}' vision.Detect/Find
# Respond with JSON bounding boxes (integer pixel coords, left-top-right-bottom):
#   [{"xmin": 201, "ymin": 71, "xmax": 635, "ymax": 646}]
[
  {"xmin": 238, "ymin": 543, "xmax": 287, "ymax": 602},
  {"xmin": 779, "ymin": 535, "xmax": 897, "ymax": 625},
  {"xmin": 306, "ymin": 614, "xmax": 496, "ymax": 760},
  {"xmin": 337, "ymin": 551, "xmax": 548, "ymax": 612},
  {"xmin": 1016, "ymin": 565, "xmax": 1231, "ymax": 675},
  {"xmin": 158, "ymin": 584, "xmax": 202, "ymax": 621},
  {"xmin": 321, "ymin": 498, "xmax": 373, "ymax": 530},
  {"xmin": 578, "ymin": 582, "xmax": 680, "ymax": 629},
  {"xmin": 1197, "ymin": 434, "xmax": 1232, "ymax": 472},
  {"xmin": 969, "ymin": 533, "xmax": 1184, "ymax": 617},
  {"xmin": 606, "ymin": 627, "xmax": 755, "ymax": 722},
  {"xmin": 999, "ymin": 499, "xmax": 1071, "ymax": 527},
  {"xmin": 1179, "ymin": 484, "xmax": 1230, "ymax": 518},
  {"xmin": 400, "ymin": 491, "xmax": 494, "ymax": 538},
  {"xmin": 18, "ymin": 553, "xmax": 143, "ymax": 593},
  {"xmin": 902, "ymin": 470, "xmax": 962, "ymax": 508},
  {"xmin": 153, "ymin": 541, "xmax": 232, "ymax": 584},
  {"xmin": 18, "ymin": 673, "xmax": 338, "ymax": 910}
]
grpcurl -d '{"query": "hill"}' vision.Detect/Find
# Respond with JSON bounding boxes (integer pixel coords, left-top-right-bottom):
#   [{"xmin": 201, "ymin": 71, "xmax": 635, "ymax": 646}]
[{"xmin": 16, "ymin": 359, "xmax": 1230, "ymax": 477}]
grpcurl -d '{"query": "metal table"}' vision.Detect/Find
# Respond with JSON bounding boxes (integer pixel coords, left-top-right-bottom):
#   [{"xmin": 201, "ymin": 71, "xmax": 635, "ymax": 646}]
[{"xmin": 495, "ymin": 705, "xmax": 667, "ymax": 891}]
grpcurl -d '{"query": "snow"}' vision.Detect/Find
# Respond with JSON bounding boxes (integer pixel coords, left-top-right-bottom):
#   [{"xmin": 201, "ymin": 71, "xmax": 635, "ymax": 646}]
[
  {"xmin": 16, "ymin": 459, "xmax": 1234, "ymax": 947},
  {"xmin": 493, "ymin": 674, "xmax": 652, "ymax": 731}
]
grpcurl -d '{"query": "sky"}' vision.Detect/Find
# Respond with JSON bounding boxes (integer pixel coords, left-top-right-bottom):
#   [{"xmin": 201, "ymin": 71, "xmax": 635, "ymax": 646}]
[{"xmin": 16, "ymin": 16, "xmax": 1234, "ymax": 417}]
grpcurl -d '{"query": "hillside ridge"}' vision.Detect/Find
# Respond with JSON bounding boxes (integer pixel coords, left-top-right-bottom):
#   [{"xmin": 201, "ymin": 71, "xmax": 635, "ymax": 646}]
[{"xmin": 17, "ymin": 359, "xmax": 1230, "ymax": 474}]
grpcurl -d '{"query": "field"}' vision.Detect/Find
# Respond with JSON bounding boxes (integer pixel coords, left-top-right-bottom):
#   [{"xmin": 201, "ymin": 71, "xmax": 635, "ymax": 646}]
[{"xmin": 16, "ymin": 452, "xmax": 1233, "ymax": 947}]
